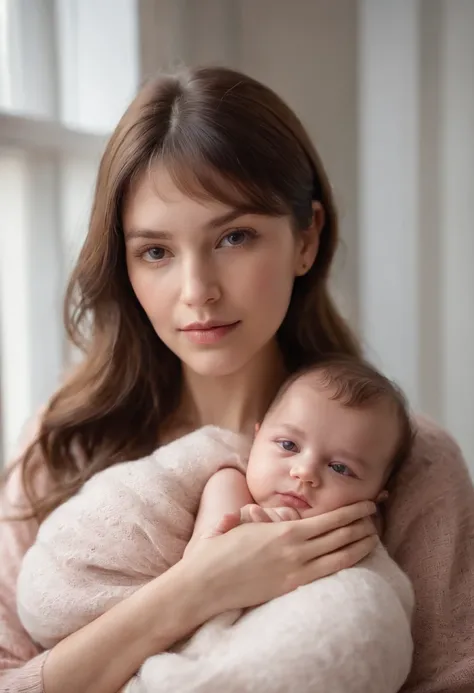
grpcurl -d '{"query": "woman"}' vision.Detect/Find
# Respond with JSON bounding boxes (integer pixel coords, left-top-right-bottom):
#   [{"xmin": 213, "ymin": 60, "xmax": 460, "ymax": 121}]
[{"xmin": 0, "ymin": 66, "xmax": 472, "ymax": 693}]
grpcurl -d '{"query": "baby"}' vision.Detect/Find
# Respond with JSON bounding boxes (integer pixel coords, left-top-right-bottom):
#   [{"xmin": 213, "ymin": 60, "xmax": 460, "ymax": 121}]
[
  {"xmin": 188, "ymin": 357, "xmax": 413, "ymax": 548},
  {"xmin": 17, "ymin": 357, "xmax": 415, "ymax": 693}
]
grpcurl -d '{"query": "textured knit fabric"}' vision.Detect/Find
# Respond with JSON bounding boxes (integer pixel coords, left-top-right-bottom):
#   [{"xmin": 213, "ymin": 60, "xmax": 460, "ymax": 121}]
[
  {"xmin": 0, "ymin": 415, "xmax": 473, "ymax": 692},
  {"xmin": 17, "ymin": 427, "xmax": 249, "ymax": 648},
  {"xmin": 385, "ymin": 416, "xmax": 474, "ymax": 693},
  {"xmin": 124, "ymin": 542, "xmax": 413, "ymax": 693}
]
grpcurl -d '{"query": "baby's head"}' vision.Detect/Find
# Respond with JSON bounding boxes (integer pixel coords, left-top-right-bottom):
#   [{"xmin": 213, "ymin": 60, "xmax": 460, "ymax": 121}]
[{"xmin": 246, "ymin": 357, "xmax": 414, "ymax": 516}]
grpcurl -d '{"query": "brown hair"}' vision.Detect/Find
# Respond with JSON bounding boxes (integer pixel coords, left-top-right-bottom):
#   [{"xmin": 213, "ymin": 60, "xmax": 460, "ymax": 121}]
[
  {"xmin": 270, "ymin": 356, "xmax": 415, "ymax": 479},
  {"xmin": 5, "ymin": 66, "xmax": 362, "ymax": 522}
]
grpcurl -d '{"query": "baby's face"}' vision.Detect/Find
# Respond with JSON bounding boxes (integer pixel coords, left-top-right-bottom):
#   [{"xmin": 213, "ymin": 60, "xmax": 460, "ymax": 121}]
[{"xmin": 246, "ymin": 375, "xmax": 400, "ymax": 515}]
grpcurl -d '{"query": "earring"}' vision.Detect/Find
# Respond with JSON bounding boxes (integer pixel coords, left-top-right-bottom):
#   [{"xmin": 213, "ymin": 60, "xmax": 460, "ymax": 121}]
[{"xmin": 296, "ymin": 262, "xmax": 308, "ymax": 277}]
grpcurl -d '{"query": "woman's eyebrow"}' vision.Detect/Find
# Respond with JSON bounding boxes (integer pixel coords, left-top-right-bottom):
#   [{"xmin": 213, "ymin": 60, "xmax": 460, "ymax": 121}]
[
  {"xmin": 204, "ymin": 208, "xmax": 254, "ymax": 230},
  {"xmin": 124, "ymin": 208, "xmax": 260, "ymax": 241},
  {"xmin": 124, "ymin": 229, "xmax": 171, "ymax": 241}
]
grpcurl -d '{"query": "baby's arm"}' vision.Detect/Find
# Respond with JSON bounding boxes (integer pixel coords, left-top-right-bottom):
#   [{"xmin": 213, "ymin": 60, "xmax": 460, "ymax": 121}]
[
  {"xmin": 185, "ymin": 468, "xmax": 253, "ymax": 553},
  {"xmin": 186, "ymin": 467, "xmax": 303, "ymax": 556}
]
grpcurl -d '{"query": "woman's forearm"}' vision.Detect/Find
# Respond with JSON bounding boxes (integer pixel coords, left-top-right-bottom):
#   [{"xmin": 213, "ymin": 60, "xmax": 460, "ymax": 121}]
[{"xmin": 43, "ymin": 562, "xmax": 207, "ymax": 693}]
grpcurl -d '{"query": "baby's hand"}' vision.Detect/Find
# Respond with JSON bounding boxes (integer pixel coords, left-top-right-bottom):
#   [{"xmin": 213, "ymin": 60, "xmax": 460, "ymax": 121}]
[
  {"xmin": 239, "ymin": 504, "xmax": 302, "ymax": 523},
  {"xmin": 196, "ymin": 504, "xmax": 303, "ymax": 544}
]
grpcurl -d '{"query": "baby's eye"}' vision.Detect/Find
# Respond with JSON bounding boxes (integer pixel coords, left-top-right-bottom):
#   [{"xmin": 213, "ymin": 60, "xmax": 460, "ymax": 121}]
[
  {"xmin": 277, "ymin": 440, "xmax": 298, "ymax": 453},
  {"xmin": 330, "ymin": 462, "xmax": 355, "ymax": 477}
]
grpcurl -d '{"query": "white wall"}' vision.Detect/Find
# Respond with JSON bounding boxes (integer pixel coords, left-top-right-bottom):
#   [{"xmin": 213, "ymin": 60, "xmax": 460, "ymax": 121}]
[
  {"xmin": 357, "ymin": 0, "xmax": 474, "ymax": 469},
  {"xmin": 439, "ymin": 0, "xmax": 474, "ymax": 472}
]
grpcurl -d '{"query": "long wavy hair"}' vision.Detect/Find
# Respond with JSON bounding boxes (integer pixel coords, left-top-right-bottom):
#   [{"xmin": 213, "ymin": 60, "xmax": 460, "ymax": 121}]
[{"xmin": 5, "ymin": 66, "xmax": 361, "ymax": 522}]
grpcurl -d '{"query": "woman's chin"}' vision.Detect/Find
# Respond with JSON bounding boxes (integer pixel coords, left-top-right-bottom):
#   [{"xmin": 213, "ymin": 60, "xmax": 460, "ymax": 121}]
[{"xmin": 180, "ymin": 351, "xmax": 250, "ymax": 379}]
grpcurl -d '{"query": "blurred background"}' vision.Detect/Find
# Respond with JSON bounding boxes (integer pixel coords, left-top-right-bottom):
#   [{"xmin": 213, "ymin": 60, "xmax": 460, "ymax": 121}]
[{"xmin": 0, "ymin": 0, "xmax": 473, "ymax": 475}]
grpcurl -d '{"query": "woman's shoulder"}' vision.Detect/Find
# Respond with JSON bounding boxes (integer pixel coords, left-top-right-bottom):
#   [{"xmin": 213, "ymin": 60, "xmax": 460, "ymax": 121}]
[
  {"xmin": 397, "ymin": 413, "xmax": 472, "ymax": 491},
  {"xmin": 384, "ymin": 416, "xmax": 474, "ymax": 690},
  {"xmin": 384, "ymin": 413, "xmax": 474, "ymax": 553}
]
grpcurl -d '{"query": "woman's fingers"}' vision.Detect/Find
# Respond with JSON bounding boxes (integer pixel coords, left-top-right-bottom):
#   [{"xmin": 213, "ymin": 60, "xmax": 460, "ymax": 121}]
[
  {"xmin": 183, "ymin": 509, "xmax": 379, "ymax": 615},
  {"xmin": 300, "ymin": 517, "xmax": 376, "ymax": 562},
  {"xmin": 296, "ymin": 501, "xmax": 376, "ymax": 540},
  {"xmin": 299, "ymin": 534, "xmax": 379, "ymax": 585}
]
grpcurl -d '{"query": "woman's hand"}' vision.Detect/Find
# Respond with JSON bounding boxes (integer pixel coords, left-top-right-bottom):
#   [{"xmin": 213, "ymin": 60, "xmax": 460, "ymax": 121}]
[{"xmin": 177, "ymin": 500, "xmax": 378, "ymax": 619}]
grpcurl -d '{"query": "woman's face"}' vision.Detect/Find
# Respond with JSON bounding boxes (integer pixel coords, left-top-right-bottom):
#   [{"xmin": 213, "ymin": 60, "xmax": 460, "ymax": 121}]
[{"xmin": 123, "ymin": 166, "xmax": 320, "ymax": 378}]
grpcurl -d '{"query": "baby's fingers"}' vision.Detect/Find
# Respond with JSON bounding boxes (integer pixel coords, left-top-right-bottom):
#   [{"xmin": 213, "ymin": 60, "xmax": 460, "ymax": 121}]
[
  {"xmin": 264, "ymin": 507, "xmax": 302, "ymax": 522},
  {"xmin": 240, "ymin": 505, "xmax": 301, "ymax": 523},
  {"xmin": 240, "ymin": 505, "xmax": 273, "ymax": 523}
]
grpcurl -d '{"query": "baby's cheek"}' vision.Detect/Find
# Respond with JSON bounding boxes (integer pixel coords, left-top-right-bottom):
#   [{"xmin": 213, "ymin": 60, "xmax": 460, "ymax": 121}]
[
  {"xmin": 314, "ymin": 487, "xmax": 363, "ymax": 514},
  {"xmin": 330, "ymin": 485, "xmax": 373, "ymax": 510},
  {"xmin": 246, "ymin": 462, "xmax": 278, "ymax": 505}
]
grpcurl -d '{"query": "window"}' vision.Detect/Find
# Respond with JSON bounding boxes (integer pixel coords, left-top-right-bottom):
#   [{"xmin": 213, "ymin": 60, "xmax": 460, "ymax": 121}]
[{"xmin": 0, "ymin": 0, "xmax": 140, "ymax": 463}]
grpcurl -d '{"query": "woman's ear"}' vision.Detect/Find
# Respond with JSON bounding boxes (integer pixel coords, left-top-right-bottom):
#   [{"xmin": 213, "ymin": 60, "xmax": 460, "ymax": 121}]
[
  {"xmin": 295, "ymin": 201, "xmax": 324, "ymax": 277},
  {"xmin": 375, "ymin": 490, "xmax": 389, "ymax": 504}
]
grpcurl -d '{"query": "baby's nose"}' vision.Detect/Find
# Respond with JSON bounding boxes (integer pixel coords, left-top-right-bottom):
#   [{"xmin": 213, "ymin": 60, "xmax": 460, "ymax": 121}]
[{"xmin": 289, "ymin": 463, "xmax": 321, "ymax": 487}]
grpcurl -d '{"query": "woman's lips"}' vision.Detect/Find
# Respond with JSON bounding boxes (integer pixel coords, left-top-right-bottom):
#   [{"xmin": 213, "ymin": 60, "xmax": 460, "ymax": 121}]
[
  {"xmin": 275, "ymin": 493, "xmax": 312, "ymax": 510},
  {"xmin": 180, "ymin": 321, "xmax": 240, "ymax": 345}
]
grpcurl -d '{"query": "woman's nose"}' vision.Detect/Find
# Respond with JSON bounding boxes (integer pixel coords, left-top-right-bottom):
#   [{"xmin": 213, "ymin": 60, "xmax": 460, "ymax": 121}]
[{"xmin": 180, "ymin": 256, "xmax": 221, "ymax": 307}]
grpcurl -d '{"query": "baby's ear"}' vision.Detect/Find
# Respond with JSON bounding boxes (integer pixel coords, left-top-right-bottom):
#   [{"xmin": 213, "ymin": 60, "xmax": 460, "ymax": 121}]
[
  {"xmin": 375, "ymin": 490, "xmax": 389, "ymax": 504},
  {"xmin": 254, "ymin": 422, "xmax": 261, "ymax": 435}
]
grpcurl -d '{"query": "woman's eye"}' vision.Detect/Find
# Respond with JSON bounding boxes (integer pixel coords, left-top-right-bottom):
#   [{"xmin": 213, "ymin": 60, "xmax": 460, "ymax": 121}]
[
  {"xmin": 143, "ymin": 247, "xmax": 167, "ymax": 262},
  {"xmin": 330, "ymin": 462, "xmax": 354, "ymax": 477},
  {"xmin": 219, "ymin": 229, "xmax": 253, "ymax": 248},
  {"xmin": 277, "ymin": 440, "xmax": 298, "ymax": 453}
]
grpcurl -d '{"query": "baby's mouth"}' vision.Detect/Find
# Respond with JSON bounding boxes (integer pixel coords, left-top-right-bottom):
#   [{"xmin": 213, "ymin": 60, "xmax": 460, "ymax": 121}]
[{"xmin": 274, "ymin": 492, "xmax": 311, "ymax": 510}]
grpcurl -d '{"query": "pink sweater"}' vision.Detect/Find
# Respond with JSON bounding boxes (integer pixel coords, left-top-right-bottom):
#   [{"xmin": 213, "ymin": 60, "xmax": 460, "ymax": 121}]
[{"xmin": 0, "ymin": 415, "xmax": 473, "ymax": 693}]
